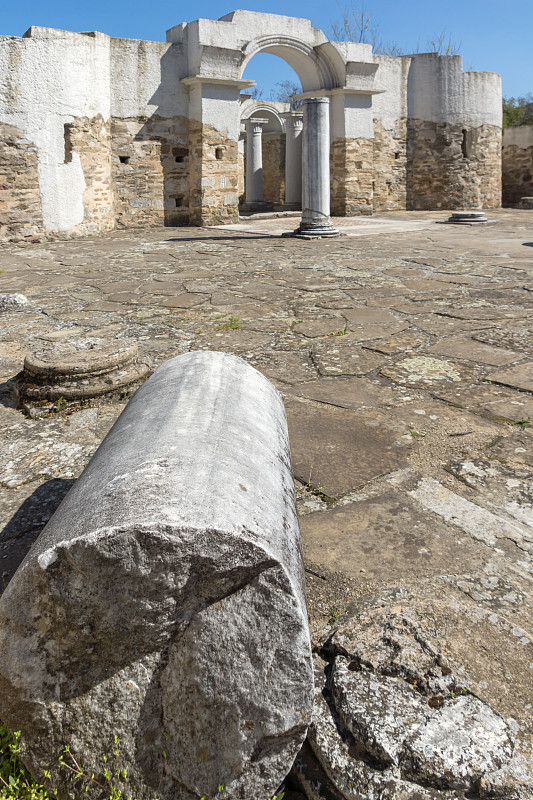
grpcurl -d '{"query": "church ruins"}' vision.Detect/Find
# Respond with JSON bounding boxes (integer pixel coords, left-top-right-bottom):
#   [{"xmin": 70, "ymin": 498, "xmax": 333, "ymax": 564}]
[{"xmin": 0, "ymin": 10, "xmax": 502, "ymax": 242}]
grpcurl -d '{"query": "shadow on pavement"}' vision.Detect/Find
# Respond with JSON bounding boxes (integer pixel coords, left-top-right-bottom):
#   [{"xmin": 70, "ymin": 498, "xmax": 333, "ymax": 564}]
[{"xmin": 1, "ymin": 478, "xmax": 74, "ymax": 590}]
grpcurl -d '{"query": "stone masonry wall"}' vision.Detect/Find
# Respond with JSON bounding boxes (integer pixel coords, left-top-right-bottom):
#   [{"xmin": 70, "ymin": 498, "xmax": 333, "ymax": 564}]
[
  {"xmin": 502, "ymin": 128, "xmax": 533, "ymax": 205},
  {"xmin": 0, "ymin": 122, "xmax": 42, "ymax": 242},
  {"xmin": 111, "ymin": 116, "xmax": 190, "ymax": 228},
  {"xmin": 262, "ymin": 133, "xmax": 285, "ymax": 206},
  {"xmin": 407, "ymin": 121, "xmax": 501, "ymax": 210},
  {"xmin": 188, "ymin": 121, "xmax": 240, "ymax": 226},
  {"xmin": 372, "ymin": 119, "xmax": 407, "ymax": 211},
  {"xmin": 331, "ymin": 138, "xmax": 373, "ymax": 216},
  {"xmin": 64, "ymin": 115, "xmax": 114, "ymax": 234}
]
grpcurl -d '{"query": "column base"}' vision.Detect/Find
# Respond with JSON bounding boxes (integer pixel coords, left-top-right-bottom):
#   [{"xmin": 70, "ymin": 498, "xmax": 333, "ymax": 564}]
[
  {"xmin": 282, "ymin": 225, "xmax": 342, "ymax": 239},
  {"xmin": 445, "ymin": 211, "xmax": 488, "ymax": 224},
  {"xmin": 284, "ymin": 216, "xmax": 340, "ymax": 238}
]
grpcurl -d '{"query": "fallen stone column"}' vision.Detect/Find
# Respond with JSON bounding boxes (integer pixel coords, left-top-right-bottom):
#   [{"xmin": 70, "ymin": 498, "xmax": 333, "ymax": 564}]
[{"xmin": 0, "ymin": 351, "xmax": 313, "ymax": 800}]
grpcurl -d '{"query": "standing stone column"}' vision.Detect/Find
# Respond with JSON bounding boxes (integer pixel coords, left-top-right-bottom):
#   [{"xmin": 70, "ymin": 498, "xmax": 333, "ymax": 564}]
[
  {"xmin": 244, "ymin": 117, "xmax": 269, "ymax": 210},
  {"xmin": 297, "ymin": 97, "xmax": 339, "ymax": 237},
  {"xmin": 282, "ymin": 112, "xmax": 303, "ymax": 209}
]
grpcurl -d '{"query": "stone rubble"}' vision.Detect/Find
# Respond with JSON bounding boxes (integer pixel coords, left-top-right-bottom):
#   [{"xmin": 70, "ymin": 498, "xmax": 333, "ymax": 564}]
[{"xmin": 292, "ymin": 585, "xmax": 532, "ymax": 799}]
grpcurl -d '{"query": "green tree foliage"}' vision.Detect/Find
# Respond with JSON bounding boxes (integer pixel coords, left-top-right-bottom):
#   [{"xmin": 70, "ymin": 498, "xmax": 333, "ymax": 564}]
[{"xmin": 502, "ymin": 95, "xmax": 533, "ymax": 128}]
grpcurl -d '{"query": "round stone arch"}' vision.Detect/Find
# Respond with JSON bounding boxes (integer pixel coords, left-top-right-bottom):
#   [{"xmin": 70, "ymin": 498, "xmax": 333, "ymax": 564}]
[
  {"xmin": 239, "ymin": 103, "xmax": 288, "ymax": 210},
  {"xmin": 240, "ymin": 104, "xmax": 285, "ymax": 132},
  {"xmin": 239, "ymin": 34, "xmax": 343, "ymax": 93}
]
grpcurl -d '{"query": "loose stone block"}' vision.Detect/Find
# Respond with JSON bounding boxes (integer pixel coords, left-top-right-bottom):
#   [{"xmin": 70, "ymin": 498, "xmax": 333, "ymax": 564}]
[
  {"xmin": 0, "ymin": 351, "xmax": 313, "ymax": 800},
  {"xmin": 0, "ymin": 293, "xmax": 31, "ymax": 311}
]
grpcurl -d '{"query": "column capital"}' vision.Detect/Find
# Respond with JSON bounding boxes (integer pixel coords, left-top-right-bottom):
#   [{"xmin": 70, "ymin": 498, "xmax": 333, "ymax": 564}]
[
  {"xmin": 245, "ymin": 117, "xmax": 269, "ymax": 133},
  {"xmin": 281, "ymin": 112, "xmax": 304, "ymax": 131}
]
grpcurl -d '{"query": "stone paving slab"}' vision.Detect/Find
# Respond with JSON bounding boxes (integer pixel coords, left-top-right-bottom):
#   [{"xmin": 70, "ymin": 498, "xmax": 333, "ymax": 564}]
[
  {"xmin": 487, "ymin": 362, "xmax": 533, "ymax": 393},
  {"xmin": 284, "ymin": 397, "xmax": 408, "ymax": 498},
  {"xmin": 431, "ymin": 384, "xmax": 533, "ymax": 423},
  {"xmin": 427, "ymin": 336, "xmax": 524, "ymax": 366},
  {"xmin": 300, "ymin": 487, "xmax": 487, "ymax": 581}
]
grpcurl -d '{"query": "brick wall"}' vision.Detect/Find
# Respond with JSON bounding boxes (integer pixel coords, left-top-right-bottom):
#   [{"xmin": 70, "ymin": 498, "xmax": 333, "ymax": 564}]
[
  {"xmin": 111, "ymin": 116, "xmax": 189, "ymax": 228},
  {"xmin": 262, "ymin": 133, "xmax": 285, "ymax": 206},
  {"xmin": 65, "ymin": 115, "xmax": 114, "ymax": 234},
  {"xmin": 502, "ymin": 127, "xmax": 533, "ymax": 205},
  {"xmin": 188, "ymin": 120, "xmax": 240, "ymax": 226}
]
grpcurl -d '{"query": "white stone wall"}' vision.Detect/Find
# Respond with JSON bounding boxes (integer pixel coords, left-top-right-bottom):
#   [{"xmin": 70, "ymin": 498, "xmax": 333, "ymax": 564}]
[
  {"xmin": 406, "ymin": 53, "xmax": 501, "ymax": 127},
  {"xmin": 110, "ymin": 38, "xmax": 187, "ymax": 120},
  {"xmin": 0, "ymin": 28, "xmax": 111, "ymax": 231}
]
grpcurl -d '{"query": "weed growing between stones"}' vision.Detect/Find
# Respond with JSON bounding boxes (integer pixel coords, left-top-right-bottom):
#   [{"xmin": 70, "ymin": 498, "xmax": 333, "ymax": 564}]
[
  {"xmin": 0, "ymin": 726, "xmax": 286, "ymax": 800},
  {"xmin": 512, "ymin": 417, "xmax": 531, "ymax": 429},
  {"xmin": 215, "ymin": 316, "xmax": 242, "ymax": 331},
  {"xmin": 0, "ymin": 725, "xmax": 52, "ymax": 800},
  {"xmin": 329, "ymin": 327, "xmax": 347, "ymax": 337}
]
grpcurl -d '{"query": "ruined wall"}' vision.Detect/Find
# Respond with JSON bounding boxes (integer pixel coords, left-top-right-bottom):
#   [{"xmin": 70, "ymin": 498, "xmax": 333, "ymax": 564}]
[
  {"xmin": 370, "ymin": 54, "xmax": 502, "ymax": 211},
  {"xmin": 404, "ymin": 55, "xmax": 502, "ymax": 210},
  {"xmin": 407, "ymin": 121, "xmax": 501, "ymax": 209},
  {"xmin": 0, "ymin": 122, "xmax": 42, "ymax": 241},
  {"xmin": 331, "ymin": 138, "xmax": 374, "ymax": 216},
  {"xmin": 262, "ymin": 132, "xmax": 285, "ymax": 205},
  {"xmin": 0, "ymin": 28, "xmax": 191, "ymax": 241},
  {"xmin": 0, "ymin": 28, "xmax": 112, "ymax": 240},
  {"xmin": 372, "ymin": 119, "xmax": 407, "ymax": 210},
  {"xmin": 110, "ymin": 37, "xmax": 190, "ymax": 227},
  {"xmin": 502, "ymin": 125, "xmax": 533, "ymax": 205},
  {"xmin": 188, "ymin": 120, "xmax": 240, "ymax": 226},
  {"xmin": 111, "ymin": 117, "xmax": 189, "ymax": 228},
  {"xmin": 0, "ymin": 17, "xmax": 504, "ymax": 236},
  {"xmin": 64, "ymin": 115, "xmax": 114, "ymax": 232},
  {"xmin": 369, "ymin": 57, "xmax": 409, "ymax": 211}
]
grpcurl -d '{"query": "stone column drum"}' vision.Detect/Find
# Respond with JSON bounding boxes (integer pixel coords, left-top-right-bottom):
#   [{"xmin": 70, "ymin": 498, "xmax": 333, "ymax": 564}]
[
  {"xmin": 244, "ymin": 116, "xmax": 269, "ymax": 208},
  {"xmin": 0, "ymin": 352, "xmax": 314, "ymax": 800},
  {"xmin": 282, "ymin": 112, "xmax": 303, "ymax": 209},
  {"xmin": 298, "ymin": 97, "xmax": 339, "ymax": 236}
]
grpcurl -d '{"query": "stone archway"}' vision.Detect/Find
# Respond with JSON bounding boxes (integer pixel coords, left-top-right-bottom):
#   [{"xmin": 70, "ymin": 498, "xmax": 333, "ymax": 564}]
[
  {"xmin": 239, "ymin": 34, "xmax": 342, "ymax": 92},
  {"xmin": 177, "ymin": 10, "xmax": 359, "ymax": 225},
  {"xmin": 240, "ymin": 102, "xmax": 288, "ymax": 210}
]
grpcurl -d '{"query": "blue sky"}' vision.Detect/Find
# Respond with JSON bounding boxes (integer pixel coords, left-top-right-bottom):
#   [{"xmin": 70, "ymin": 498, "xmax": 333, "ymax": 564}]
[{"xmin": 2, "ymin": 1, "xmax": 531, "ymax": 98}]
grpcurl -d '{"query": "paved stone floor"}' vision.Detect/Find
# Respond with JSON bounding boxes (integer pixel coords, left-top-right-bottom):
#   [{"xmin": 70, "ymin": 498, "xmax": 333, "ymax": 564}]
[{"xmin": 1, "ymin": 209, "xmax": 532, "ymax": 772}]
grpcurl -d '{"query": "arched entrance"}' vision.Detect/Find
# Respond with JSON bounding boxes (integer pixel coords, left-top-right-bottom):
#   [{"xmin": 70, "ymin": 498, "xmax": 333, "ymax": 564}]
[
  {"xmin": 176, "ymin": 10, "xmax": 374, "ymax": 225},
  {"xmin": 240, "ymin": 102, "xmax": 288, "ymax": 210}
]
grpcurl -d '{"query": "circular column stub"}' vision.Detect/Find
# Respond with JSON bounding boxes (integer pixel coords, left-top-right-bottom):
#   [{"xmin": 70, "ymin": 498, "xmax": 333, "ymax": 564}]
[
  {"xmin": 446, "ymin": 211, "xmax": 488, "ymax": 224},
  {"xmin": 16, "ymin": 336, "xmax": 151, "ymax": 416}
]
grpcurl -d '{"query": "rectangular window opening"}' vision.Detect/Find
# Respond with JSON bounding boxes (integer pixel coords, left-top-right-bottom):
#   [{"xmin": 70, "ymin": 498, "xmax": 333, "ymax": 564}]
[
  {"xmin": 64, "ymin": 123, "xmax": 73, "ymax": 164},
  {"xmin": 461, "ymin": 130, "xmax": 468, "ymax": 159}
]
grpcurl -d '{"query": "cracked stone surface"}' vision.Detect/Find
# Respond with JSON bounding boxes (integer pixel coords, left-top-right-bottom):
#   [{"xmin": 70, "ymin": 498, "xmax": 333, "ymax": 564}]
[
  {"xmin": 294, "ymin": 583, "xmax": 532, "ymax": 799},
  {"xmin": 0, "ymin": 209, "xmax": 532, "ymax": 798}
]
